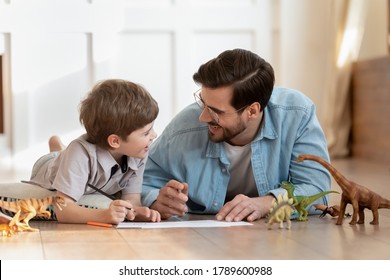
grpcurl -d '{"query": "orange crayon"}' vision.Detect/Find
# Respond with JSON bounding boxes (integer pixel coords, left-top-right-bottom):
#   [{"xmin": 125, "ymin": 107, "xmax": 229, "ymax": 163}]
[{"xmin": 87, "ymin": 221, "xmax": 113, "ymax": 228}]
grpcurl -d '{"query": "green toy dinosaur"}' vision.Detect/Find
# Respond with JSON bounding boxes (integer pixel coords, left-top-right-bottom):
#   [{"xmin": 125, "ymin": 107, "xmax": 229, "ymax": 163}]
[{"xmin": 280, "ymin": 181, "xmax": 339, "ymax": 221}]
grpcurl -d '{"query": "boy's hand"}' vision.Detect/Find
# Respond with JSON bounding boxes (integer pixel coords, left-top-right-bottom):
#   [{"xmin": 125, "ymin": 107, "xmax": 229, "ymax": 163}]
[
  {"xmin": 133, "ymin": 206, "xmax": 161, "ymax": 222},
  {"xmin": 108, "ymin": 199, "xmax": 134, "ymax": 224}
]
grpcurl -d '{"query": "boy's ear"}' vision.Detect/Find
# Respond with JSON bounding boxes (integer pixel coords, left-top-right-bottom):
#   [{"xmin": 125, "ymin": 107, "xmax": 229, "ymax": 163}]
[{"xmin": 107, "ymin": 134, "xmax": 121, "ymax": 149}]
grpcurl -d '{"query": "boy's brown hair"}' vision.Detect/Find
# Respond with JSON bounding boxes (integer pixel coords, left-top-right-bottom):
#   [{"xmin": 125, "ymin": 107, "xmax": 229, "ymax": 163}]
[{"xmin": 79, "ymin": 79, "xmax": 159, "ymax": 149}]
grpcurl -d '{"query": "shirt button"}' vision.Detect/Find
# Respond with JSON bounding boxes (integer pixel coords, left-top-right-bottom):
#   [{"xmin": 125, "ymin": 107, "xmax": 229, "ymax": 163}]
[
  {"xmin": 221, "ymin": 168, "xmax": 226, "ymax": 173},
  {"xmin": 213, "ymin": 202, "xmax": 218, "ymax": 207}
]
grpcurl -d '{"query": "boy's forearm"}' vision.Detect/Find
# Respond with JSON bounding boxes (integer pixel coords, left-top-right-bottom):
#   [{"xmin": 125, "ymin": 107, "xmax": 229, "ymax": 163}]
[{"xmin": 54, "ymin": 202, "xmax": 108, "ymax": 224}]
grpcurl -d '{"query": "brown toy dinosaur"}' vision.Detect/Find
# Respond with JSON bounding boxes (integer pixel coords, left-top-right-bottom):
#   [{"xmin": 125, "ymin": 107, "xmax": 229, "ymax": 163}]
[
  {"xmin": 0, "ymin": 196, "xmax": 66, "ymax": 232},
  {"xmin": 296, "ymin": 154, "xmax": 390, "ymax": 225}
]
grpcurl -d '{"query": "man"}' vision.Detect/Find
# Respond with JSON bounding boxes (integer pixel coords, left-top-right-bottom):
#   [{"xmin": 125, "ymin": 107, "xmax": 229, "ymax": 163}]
[{"xmin": 142, "ymin": 48, "xmax": 331, "ymax": 222}]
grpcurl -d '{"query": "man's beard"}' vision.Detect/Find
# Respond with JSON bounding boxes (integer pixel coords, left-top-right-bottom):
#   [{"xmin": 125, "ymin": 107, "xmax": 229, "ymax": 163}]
[{"xmin": 208, "ymin": 120, "xmax": 247, "ymax": 143}]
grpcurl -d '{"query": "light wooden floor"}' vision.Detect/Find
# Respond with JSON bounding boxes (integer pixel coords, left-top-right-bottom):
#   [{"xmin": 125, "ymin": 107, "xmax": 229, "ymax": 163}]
[{"xmin": 1, "ymin": 157, "xmax": 390, "ymax": 260}]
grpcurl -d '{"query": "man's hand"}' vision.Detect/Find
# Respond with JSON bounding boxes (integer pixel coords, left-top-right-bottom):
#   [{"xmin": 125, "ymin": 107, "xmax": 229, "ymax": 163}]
[
  {"xmin": 216, "ymin": 194, "xmax": 275, "ymax": 222},
  {"xmin": 150, "ymin": 180, "xmax": 189, "ymax": 219}
]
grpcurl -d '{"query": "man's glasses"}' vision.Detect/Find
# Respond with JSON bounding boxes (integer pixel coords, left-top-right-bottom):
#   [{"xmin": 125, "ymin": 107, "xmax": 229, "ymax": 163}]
[{"xmin": 193, "ymin": 89, "xmax": 248, "ymax": 124}]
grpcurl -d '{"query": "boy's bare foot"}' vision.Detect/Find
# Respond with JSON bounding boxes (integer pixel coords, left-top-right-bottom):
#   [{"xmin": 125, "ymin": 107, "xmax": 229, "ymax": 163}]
[{"xmin": 49, "ymin": 136, "xmax": 66, "ymax": 152}]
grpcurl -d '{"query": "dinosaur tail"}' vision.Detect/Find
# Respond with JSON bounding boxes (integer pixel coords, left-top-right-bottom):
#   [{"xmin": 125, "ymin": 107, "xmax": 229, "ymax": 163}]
[
  {"xmin": 379, "ymin": 197, "xmax": 390, "ymax": 209},
  {"xmin": 296, "ymin": 154, "xmax": 350, "ymax": 193},
  {"xmin": 0, "ymin": 200, "xmax": 18, "ymax": 213},
  {"xmin": 306, "ymin": 190, "xmax": 339, "ymax": 204}
]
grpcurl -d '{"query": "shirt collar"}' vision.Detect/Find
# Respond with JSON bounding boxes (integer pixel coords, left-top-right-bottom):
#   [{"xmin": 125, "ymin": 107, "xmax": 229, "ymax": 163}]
[
  {"xmin": 97, "ymin": 147, "xmax": 141, "ymax": 173},
  {"xmin": 253, "ymin": 109, "xmax": 278, "ymax": 142}
]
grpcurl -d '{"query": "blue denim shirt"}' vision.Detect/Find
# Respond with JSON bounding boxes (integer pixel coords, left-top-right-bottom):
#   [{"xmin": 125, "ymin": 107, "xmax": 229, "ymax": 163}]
[{"xmin": 142, "ymin": 87, "xmax": 331, "ymax": 214}]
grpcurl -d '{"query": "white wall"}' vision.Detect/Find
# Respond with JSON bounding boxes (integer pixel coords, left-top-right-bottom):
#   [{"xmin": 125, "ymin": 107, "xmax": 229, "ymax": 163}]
[
  {"xmin": 279, "ymin": 0, "xmax": 334, "ymax": 119},
  {"xmin": 0, "ymin": 0, "xmax": 277, "ymax": 168}
]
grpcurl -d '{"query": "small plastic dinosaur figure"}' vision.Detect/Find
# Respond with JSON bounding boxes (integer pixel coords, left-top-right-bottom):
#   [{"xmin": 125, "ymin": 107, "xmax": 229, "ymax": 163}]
[
  {"xmin": 314, "ymin": 203, "xmax": 352, "ymax": 218},
  {"xmin": 266, "ymin": 193, "xmax": 295, "ymax": 229},
  {"xmin": 281, "ymin": 181, "xmax": 339, "ymax": 221},
  {"xmin": 296, "ymin": 154, "xmax": 390, "ymax": 225},
  {"xmin": 0, "ymin": 213, "xmax": 17, "ymax": 237},
  {"xmin": 314, "ymin": 204, "xmax": 341, "ymax": 217},
  {"xmin": 0, "ymin": 196, "xmax": 66, "ymax": 232},
  {"xmin": 0, "ymin": 223, "xmax": 18, "ymax": 237}
]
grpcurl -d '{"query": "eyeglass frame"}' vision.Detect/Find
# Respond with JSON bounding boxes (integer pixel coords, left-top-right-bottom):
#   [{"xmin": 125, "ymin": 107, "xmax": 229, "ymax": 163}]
[{"xmin": 193, "ymin": 89, "xmax": 248, "ymax": 124}]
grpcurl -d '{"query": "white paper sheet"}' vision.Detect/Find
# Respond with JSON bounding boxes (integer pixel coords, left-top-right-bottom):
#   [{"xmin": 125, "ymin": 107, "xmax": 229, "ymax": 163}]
[{"xmin": 116, "ymin": 220, "xmax": 253, "ymax": 229}]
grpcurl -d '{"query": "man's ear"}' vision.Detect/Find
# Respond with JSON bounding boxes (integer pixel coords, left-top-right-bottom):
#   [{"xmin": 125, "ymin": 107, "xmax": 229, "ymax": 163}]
[
  {"xmin": 107, "ymin": 134, "xmax": 121, "ymax": 149},
  {"xmin": 247, "ymin": 102, "xmax": 261, "ymax": 118}
]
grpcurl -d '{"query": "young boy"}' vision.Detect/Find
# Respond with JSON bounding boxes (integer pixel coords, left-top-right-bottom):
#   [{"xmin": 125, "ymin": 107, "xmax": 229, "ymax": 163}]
[{"xmin": 27, "ymin": 79, "xmax": 161, "ymax": 224}]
